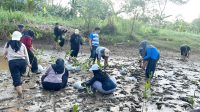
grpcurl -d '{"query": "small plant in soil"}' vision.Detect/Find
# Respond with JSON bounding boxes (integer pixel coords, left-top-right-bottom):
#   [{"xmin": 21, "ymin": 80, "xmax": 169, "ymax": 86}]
[
  {"xmin": 50, "ymin": 55, "xmax": 56, "ymax": 63},
  {"xmin": 65, "ymin": 50, "xmax": 72, "ymax": 59},
  {"xmin": 72, "ymin": 103, "xmax": 79, "ymax": 112},
  {"xmin": 187, "ymin": 96, "xmax": 195, "ymax": 107}
]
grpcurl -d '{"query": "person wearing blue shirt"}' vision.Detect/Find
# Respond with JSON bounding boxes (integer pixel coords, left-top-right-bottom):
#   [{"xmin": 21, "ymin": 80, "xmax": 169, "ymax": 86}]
[
  {"xmin": 89, "ymin": 27, "xmax": 100, "ymax": 64},
  {"xmin": 139, "ymin": 40, "xmax": 160, "ymax": 79}
]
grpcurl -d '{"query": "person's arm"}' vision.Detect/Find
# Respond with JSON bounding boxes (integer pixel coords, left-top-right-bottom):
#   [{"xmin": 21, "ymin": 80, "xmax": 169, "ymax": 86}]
[
  {"xmin": 143, "ymin": 48, "xmax": 150, "ymax": 60},
  {"xmin": 87, "ymin": 77, "xmax": 97, "ymax": 86},
  {"xmin": 142, "ymin": 61, "xmax": 148, "ymax": 70},
  {"xmin": 23, "ymin": 45, "xmax": 31, "ymax": 67}
]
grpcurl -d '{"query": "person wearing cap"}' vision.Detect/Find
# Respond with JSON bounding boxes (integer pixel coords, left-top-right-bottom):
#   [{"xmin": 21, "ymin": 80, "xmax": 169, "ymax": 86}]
[
  {"xmin": 89, "ymin": 27, "xmax": 100, "ymax": 64},
  {"xmin": 69, "ymin": 29, "xmax": 83, "ymax": 58},
  {"xmin": 83, "ymin": 64, "xmax": 117, "ymax": 94},
  {"xmin": 3, "ymin": 31, "xmax": 31, "ymax": 97},
  {"xmin": 96, "ymin": 46, "xmax": 110, "ymax": 68},
  {"xmin": 180, "ymin": 44, "xmax": 191, "ymax": 61},
  {"xmin": 41, "ymin": 58, "xmax": 69, "ymax": 91},
  {"xmin": 139, "ymin": 40, "xmax": 160, "ymax": 79},
  {"xmin": 21, "ymin": 29, "xmax": 40, "ymax": 74},
  {"xmin": 53, "ymin": 23, "xmax": 67, "ymax": 49}
]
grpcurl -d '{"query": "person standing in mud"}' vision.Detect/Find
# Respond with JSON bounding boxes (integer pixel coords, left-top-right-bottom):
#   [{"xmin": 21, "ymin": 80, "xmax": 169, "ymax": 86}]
[
  {"xmin": 82, "ymin": 64, "xmax": 117, "ymax": 94},
  {"xmin": 96, "ymin": 46, "xmax": 110, "ymax": 68},
  {"xmin": 53, "ymin": 23, "xmax": 67, "ymax": 49},
  {"xmin": 41, "ymin": 58, "xmax": 69, "ymax": 91},
  {"xmin": 3, "ymin": 31, "xmax": 31, "ymax": 97},
  {"xmin": 139, "ymin": 40, "xmax": 160, "ymax": 79},
  {"xmin": 180, "ymin": 44, "xmax": 191, "ymax": 61},
  {"xmin": 69, "ymin": 29, "xmax": 83, "ymax": 58},
  {"xmin": 21, "ymin": 30, "xmax": 40, "ymax": 74},
  {"xmin": 89, "ymin": 27, "xmax": 101, "ymax": 64}
]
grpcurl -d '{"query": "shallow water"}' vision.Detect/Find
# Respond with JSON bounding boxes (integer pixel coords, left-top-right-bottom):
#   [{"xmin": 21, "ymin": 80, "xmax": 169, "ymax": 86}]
[{"xmin": 0, "ymin": 56, "xmax": 8, "ymax": 72}]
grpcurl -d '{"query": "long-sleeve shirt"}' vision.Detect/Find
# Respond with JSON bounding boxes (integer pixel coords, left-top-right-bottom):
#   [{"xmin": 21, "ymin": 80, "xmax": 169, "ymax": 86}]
[
  {"xmin": 70, "ymin": 33, "xmax": 83, "ymax": 50},
  {"xmin": 143, "ymin": 45, "xmax": 160, "ymax": 61},
  {"xmin": 4, "ymin": 43, "xmax": 30, "ymax": 64},
  {"xmin": 87, "ymin": 71, "xmax": 116, "ymax": 91}
]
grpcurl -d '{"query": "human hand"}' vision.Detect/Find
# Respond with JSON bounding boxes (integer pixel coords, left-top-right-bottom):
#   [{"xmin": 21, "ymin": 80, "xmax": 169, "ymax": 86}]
[{"xmin": 28, "ymin": 64, "xmax": 32, "ymax": 68}]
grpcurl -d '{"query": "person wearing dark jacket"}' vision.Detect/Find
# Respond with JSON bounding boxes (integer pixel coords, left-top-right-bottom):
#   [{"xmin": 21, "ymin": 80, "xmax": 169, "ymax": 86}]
[
  {"xmin": 41, "ymin": 58, "xmax": 69, "ymax": 91},
  {"xmin": 70, "ymin": 29, "xmax": 83, "ymax": 57},
  {"xmin": 180, "ymin": 44, "xmax": 191, "ymax": 61},
  {"xmin": 139, "ymin": 40, "xmax": 160, "ymax": 79},
  {"xmin": 53, "ymin": 23, "xmax": 67, "ymax": 48},
  {"xmin": 83, "ymin": 64, "xmax": 117, "ymax": 94}
]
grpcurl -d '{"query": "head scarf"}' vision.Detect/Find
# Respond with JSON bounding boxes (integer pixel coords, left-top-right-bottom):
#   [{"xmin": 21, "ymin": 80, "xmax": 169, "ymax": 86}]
[
  {"xmin": 139, "ymin": 40, "xmax": 150, "ymax": 57},
  {"xmin": 52, "ymin": 58, "xmax": 65, "ymax": 74}
]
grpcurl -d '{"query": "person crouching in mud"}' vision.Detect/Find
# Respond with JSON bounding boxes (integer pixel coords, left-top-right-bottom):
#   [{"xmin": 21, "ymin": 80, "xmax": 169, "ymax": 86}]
[
  {"xmin": 41, "ymin": 58, "xmax": 69, "ymax": 91},
  {"xmin": 82, "ymin": 64, "xmax": 117, "ymax": 94},
  {"xmin": 96, "ymin": 46, "xmax": 110, "ymax": 68},
  {"xmin": 53, "ymin": 23, "xmax": 68, "ymax": 50},
  {"xmin": 139, "ymin": 40, "xmax": 160, "ymax": 79},
  {"xmin": 180, "ymin": 44, "xmax": 191, "ymax": 61}
]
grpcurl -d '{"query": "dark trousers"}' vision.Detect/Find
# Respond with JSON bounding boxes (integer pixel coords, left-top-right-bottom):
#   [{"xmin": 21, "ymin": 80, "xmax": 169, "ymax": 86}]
[
  {"xmin": 90, "ymin": 46, "xmax": 98, "ymax": 62},
  {"xmin": 145, "ymin": 59, "xmax": 158, "ymax": 79},
  {"xmin": 41, "ymin": 72, "xmax": 68, "ymax": 91},
  {"xmin": 27, "ymin": 49, "xmax": 38, "ymax": 73},
  {"xmin": 180, "ymin": 47, "xmax": 189, "ymax": 56},
  {"xmin": 8, "ymin": 59, "xmax": 27, "ymax": 87},
  {"xmin": 70, "ymin": 48, "xmax": 79, "ymax": 57}
]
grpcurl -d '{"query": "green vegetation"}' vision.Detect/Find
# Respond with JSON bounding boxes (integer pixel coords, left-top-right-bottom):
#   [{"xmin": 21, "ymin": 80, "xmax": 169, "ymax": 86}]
[{"xmin": 0, "ymin": 0, "xmax": 200, "ymax": 52}]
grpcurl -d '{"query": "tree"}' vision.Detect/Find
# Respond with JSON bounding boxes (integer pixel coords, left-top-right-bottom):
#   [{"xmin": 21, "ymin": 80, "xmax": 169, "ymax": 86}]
[{"xmin": 76, "ymin": 0, "xmax": 112, "ymax": 31}]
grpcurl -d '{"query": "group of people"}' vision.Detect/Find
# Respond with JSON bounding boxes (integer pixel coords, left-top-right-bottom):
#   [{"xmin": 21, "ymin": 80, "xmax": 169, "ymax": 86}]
[{"xmin": 3, "ymin": 24, "xmax": 191, "ymax": 98}]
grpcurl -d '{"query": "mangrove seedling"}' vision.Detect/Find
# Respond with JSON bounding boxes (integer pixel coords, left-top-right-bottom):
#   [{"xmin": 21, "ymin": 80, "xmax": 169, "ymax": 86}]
[{"xmin": 72, "ymin": 103, "xmax": 79, "ymax": 112}]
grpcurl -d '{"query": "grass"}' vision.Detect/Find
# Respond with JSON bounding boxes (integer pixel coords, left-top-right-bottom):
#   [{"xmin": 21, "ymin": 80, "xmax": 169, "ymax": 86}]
[{"xmin": 0, "ymin": 8, "xmax": 200, "ymax": 52}]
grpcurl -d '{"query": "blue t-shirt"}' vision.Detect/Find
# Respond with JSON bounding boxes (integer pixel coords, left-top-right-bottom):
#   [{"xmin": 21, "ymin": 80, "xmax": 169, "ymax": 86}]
[
  {"xmin": 143, "ymin": 46, "xmax": 160, "ymax": 60},
  {"xmin": 89, "ymin": 32, "xmax": 99, "ymax": 46}
]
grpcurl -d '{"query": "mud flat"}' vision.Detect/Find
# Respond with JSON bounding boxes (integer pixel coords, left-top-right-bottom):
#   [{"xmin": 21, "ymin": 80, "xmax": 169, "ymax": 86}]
[{"xmin": 0, "ymin": 48, "xmax": 200, "ymax": 112}]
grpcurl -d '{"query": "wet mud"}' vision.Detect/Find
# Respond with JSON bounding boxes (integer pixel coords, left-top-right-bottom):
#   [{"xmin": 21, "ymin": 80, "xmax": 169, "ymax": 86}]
[{"xmin": 0, "ymin": 48, "xmax": 200, "ymax": 112}]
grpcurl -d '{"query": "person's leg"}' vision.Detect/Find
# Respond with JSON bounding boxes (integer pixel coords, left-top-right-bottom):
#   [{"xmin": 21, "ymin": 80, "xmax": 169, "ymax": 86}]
[
  {"xmin": 74, "ymin": 49, "xmax": 79, "ymax": 57},
  {"xmin": 93, "ymin": 81, "xmax": 115, "ymax": 94},
  {"xmin": 8, "ymin": 60, "xmax": 23, "ymax": 96},
  {"xmin": 145, "ymin": 59, "xmax": 157, "ymax": 79}
]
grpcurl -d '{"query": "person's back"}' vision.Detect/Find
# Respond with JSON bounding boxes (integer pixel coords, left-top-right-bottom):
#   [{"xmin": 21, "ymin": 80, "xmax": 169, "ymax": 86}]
[
  {"xmin": 144, "ymin": 45, "xmax": 160, "ymax": 60},
  {"xmin": 92, "ymin": 70, "xmax": 116, "ymax": 91},
  {"xmin": 6, "ymin": 41, "xmax": 27, "ymax": 61},
  {"xmin": 89, "ymin": 32, "xmax": 99, "ymax": 47},
  {"xmin": 70, "ymin": 33, "xmax": 82, "ymax": 49},
  {"xmin": 41, "ymin": 58, "xmax": 69, "ymax": 91}
]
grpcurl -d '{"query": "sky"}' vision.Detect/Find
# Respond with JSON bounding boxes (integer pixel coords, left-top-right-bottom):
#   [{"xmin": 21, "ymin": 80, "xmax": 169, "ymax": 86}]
[{"xmin": 52, "ymin": 0, "xmax": 200, "ymax": 23}]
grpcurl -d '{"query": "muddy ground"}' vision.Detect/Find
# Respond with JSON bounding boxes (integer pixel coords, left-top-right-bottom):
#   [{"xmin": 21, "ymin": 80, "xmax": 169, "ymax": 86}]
[{"xmin": 0, "ymin": 44, "xmax": 200, "ymax": 112}]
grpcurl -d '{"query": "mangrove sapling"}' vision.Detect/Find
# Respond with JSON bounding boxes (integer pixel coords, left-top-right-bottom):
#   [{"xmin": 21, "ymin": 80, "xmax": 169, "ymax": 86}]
[
  {"xmin": 65, "ymin": 50, "xmax": 72, "ymax": 59},
  {"xmin": 72, "ymin": 103, "xmax": 79, "ymax": 112},
  {"xmin": 34, "ymin": 49, "xmax": 44, "ymax": 63},
  {"xmin": 50, "ymin": 55, "xmax": 56, "ymax": 63}
]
